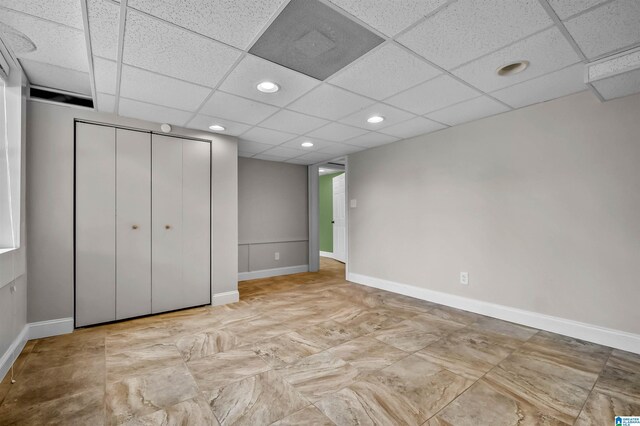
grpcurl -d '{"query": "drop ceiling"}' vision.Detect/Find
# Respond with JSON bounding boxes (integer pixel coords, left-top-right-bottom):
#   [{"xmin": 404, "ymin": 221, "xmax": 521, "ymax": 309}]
[{"xmin": 0, "ymin": 0, "xmax": 639, "ymax": 165}]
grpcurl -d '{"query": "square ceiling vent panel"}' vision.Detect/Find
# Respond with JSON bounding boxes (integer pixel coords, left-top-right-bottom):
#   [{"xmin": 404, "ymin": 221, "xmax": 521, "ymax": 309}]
[{"xmin": 249, "ymin": 0, "xmax": 384, "ymax": 80}]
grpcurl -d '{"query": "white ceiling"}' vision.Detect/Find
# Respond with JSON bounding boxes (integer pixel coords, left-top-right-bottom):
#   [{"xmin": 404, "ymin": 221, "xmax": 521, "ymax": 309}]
[{"xmin": 0, "ymin": 0, "xmax": 639, "ymax": 165}]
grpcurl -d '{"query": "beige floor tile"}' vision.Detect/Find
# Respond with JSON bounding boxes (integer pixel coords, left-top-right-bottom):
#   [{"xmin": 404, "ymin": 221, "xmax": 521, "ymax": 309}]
[
  {"xmin": 0, "ymin": 388, "xmax": 104, "ymax": 426},
  {"xmin": 294, "ymin": 319, "xmax": 363, "ymax": 349},
  {"xmin": 372, "ymin": 312, "xmax": 465, "ymax": 352},
  {"xmin": 429, "ymin": 380, "xmax": 568, "ymax": 426},
  {"xmin": 187, "ymin": 349, "xmax": 270, "ymax": 391},
  {"xmin": 484, "ymin": 351, "xmax": 599, "ymax": 424},
  {"xmin": 574, "ymin": 390, "xmax": 640, "ymax": 426},
  {"xmin": 1, "ymin": 357, "xmax": 104, "ymax": 407},
  {"xmin": 206, "ymin": 370, "xmax": 308, "ymax": 425},
  {"xmin": 176, "ymin": 329, "xmax": 240, "ymax": 362},
  {"xmin": 594, "ymin": 365, "xmax": 640, "ymax": 402},
  {"xmin": 252, "ymin": 332, "xmax": 325, "ymax": 367},
  {"xmin": 607, "ymin": 349, "xmax": 640, "ymax": 374},
  {"xmin": 416, "ymin": 328, "xmax": 522, "ymax": 380},
  {"xmin": 276, "ymin": 351, "xmax": 360, "ymax": 402},
  {"xmin": 470, "ymin": 316, "xmax": 538, "ymax": 341},
  {"xmin": 106, "ymin": 364, "xmax": 199, "ymax": 424},
  {"xmin": 520, "ymin": 331, "xmax": 611, "ymax": 374},
  {"xmin": 106, "ymin": 343, "xmax": 183, "ymax": 383},
  {"xmin": 122, "ymin": 396, "xmax": 219, "ymax": 426},
  {"xmin": 272, "ymin": 405, "xmax": 334, "ymax": 426},
  {"xmin": 327, "ymin": 336, "xmax": 408, "ymax": 374},
  {"xmin": 317, "ymin": 354, "xmax": 472, "ymax": 426}
]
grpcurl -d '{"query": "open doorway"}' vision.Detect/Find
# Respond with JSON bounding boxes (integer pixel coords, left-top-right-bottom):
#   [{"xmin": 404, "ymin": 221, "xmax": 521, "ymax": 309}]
[{"xmin": 308, "ymin": 157, "xmax": 347, "ymax": 278}]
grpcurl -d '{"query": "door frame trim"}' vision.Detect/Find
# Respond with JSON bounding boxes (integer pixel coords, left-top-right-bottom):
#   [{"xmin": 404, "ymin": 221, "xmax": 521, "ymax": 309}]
[{"xmin": 308, "ymin": 156, "xmax": 349, "ymax": 274}]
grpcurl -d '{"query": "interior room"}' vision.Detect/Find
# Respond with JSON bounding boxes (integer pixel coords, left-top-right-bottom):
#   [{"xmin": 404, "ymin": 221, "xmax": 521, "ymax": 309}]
[{"xmin": 1, "ymin": 0, "xmax": 639, "ymax": 424}]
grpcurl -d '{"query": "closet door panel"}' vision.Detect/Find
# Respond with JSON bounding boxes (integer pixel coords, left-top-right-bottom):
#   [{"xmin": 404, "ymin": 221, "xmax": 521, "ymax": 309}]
[
  {"xmin": 151, "ymin": 135, "xmax": 183, "ymax": 313},
  {"xmin": 116, "ymin": 129, "xmax": 151, "ymax": 319},
  {"xmin": 75, "ymin": 123, "xmax": 116, "ymax": 327},
  {"xmin": 182, "ymin": 140, "xmax": 211, "ymax": 307}
]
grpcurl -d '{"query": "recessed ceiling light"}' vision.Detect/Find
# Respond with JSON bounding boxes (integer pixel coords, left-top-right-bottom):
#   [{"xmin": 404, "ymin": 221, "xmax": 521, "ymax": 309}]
[
  {"xmin": 257, "ymin": 81, "xmax": 280, "ymax": 93},
  {"xmin": 496, "ymin": 61, "xmax": 529, "ymax": 76},
  {"xmin": 367, "ymin": 115, "xmax": 384, "ymax": 124},
  {"xmin": 319, "ymin": 168, "xmax": 327, "ymax": 173},
  {"xmin": 209, "ymin": 124, "xmax": 225, "ymax": 131},
  {"xmin": 301, "ymin": 141, "xmax": 314, "ymax": 148}
]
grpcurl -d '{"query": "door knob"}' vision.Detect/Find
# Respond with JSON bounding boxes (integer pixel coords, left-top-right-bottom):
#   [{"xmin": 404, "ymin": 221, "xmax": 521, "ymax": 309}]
[
  {"xmin": 331, "ymin": 221, "xmax": 335, "ymax": 224},
  {"xmin": 132, "ymin": 224, "xmax": 139, "ymax": 230},
  {"xmin": 165, "ymin": 225, "xmax": 171, "ymax": 230}
]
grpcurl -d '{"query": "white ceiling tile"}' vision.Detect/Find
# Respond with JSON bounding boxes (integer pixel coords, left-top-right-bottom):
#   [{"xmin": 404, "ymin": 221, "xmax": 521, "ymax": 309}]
[
  {"xmin": 287, "ymin": 84, "xmax": 375, "ymax": 120},
  {"xmin": 0, "ymin": 8, "xmax": 88, "ymax": 72},
  {"xmin": 426, "ymin": 96, "xmax": 510, "ymax": 126},
  {"xmin": 119, "ymin": 98, "xmax": 193, "ymax": 126},
  {"xmin": 87, "ymin": 0, "xmax": 120, "ymax": 60},
  {"xmin": 293, "ymin": 151, "xmax": 336, "ymax": 163},
  {"xmin": 565, "ymin": 0, "xmax": 640, "ymax": 59},
  {"xmin": 260, "ymin": 146, "xmax": 306, "ymax": 160},
  {"xmin": 379, "ymin": 116, "xmax": 446, "ymax": 139},
  {"xmin": 397, "ymin": 0, "xmax": 552, "ymax": 69},
  {"xmin": 328, "ymin": 0, "xmax": 448, "ymax": 36},
  {"xmin": 253, "ymin": 153, "xmax": 291, "ymax": 162},
  {"xmin": 0, "ymin": 0, "xmax": 83, "ymax": 29},
  {"xmin": 93, "ymin": 56, "xmax": 117, "ymax": 95},
  {"xmin": 385, "ymin": 75, "xmax": 480, "ymax": 115},
  {"xmin": 123, "ymin": 10, "xmax": 241, "ymax": 88},
  {"xmin": 547, "ymin": 0, "xmax": 609, "ymax": 20},
  {"xmin": 343, "ymin": 132, "xmax": 399, "ymax": 148},
  {"xmin": 280, "ymin": 136, "xmax": 340, "ymax": 151},
  {"xmin": 200, "ymin": 91, "xmax": 279, "ymax": 125},
  {"xmin": 187, "ymin": 114, "xmax": 252, "ymax": 136},
  {"xmin": 241, "ymin": 127, "xmax": 297, "ymax": 145},
  {"xmin": 120, "ymin": 65, "xmax": 211, "ymax": 111},
  {"xmin": 339, "ymin": 103, "xmax": 415, "ymax": 130},
  {"xmin": 238, "ymin": 151, "xmax": 255, "ymax": 158},
  {"xmin": 491, "ymin": 63, "xmax": 587, "ymax": 108},
  {"xmin": 306, "ymin": 122, "xmax": 369, "ymax": 142},
  {"xmin": 452, "ymin": 27, "xmax": 581, "ymax": 92},
  {"xmin": 127, "ymin": 0, "xmax": 287, "ymax": 50},
  {"xmin": 237, "ymin": 139, "xmax": 273, "ymax": 155},
  {"xmin": 319, "ymin": 143, "xmax": 363, "ymax": 155},
  {"xmin": 96, "ymin": 92, "xmax": 115, "ymax": 113},
  {"xmin": 19, "ymin": 59, "xmax": 91, "ymax": 95},
  {"xmin": 219, "ymin": 55, "xmax": 320, "ymax": 107},
  {"xmin": 591, "ymin": 68, "xmax": 640, "ymax": 100},
  {"xmin": 259, "ymin": 110, "xmax": 329, "ymax": 135},
  {"xmin": 286, "ymin": 157, "xmax": 314, "ymax": 165},
  {"xmin": 329, "ymin": 44, "xmax": 441, "ymax": 100}
]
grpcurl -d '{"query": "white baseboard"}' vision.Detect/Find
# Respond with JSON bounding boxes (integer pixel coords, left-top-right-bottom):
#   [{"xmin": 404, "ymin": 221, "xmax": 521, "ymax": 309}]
[
  {"xmin": 348, "ymin": 272, "xmax": 640, "ymax": 355},
  {"xmin": 28, "ymin": 317, "xmax": 74, "ymax": 340},
  {"xmin": 212, "ymin": 290, "xmax": 240, "ymax": 306},
  {"xmin": 320, "ymin": 251, "xmax": 335, "ymax": 259},
  {"xmin": 0, "ymin": 325, "xmax": 28, "ymax": 382},
  {"xmin": 238, "ymin": 265, "xmax": 309, "ymax": 281}
]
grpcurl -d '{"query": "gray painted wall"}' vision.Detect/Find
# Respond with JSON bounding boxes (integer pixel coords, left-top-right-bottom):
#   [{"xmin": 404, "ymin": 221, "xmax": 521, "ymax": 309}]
[
  {"xmin": 26, "ymin": 101, "xmax": 238, "ymax": 323},
  {"xmin": 238, "ymin": 157, "xmax": 308, "ymax": 273},
  {"xmin": 349, "ymin": 91, "xmax": 640, "ymax": 335}
]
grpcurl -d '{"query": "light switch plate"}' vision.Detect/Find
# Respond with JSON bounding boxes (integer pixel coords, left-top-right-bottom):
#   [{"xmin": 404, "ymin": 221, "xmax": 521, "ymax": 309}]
[{"xmin": 350, "ymin": 199, "xmax": 357, "ymax": 208}]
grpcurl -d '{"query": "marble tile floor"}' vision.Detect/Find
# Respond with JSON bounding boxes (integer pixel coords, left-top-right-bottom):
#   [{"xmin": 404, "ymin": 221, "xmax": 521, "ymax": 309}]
[{"xmin": 0, "ymin": 258, "xmax": 639, "ymax": 425}]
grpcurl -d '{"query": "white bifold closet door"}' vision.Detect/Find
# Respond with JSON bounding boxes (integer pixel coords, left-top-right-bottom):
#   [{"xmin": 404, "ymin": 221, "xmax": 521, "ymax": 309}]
[
  {"xmin": 151, "ymin": 135, "xmax": 210, "ymax": 313},
  {"xmin": 115, "ymin": 129, "xmax": 151, "ymax": 320},
  {"xmin": 76, "ymin": 123, "xmax": 116, "ymax": 327}
]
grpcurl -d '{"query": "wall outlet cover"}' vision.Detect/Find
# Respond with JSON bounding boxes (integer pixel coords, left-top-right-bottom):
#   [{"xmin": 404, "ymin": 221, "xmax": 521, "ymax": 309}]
[{"xmin": 460, "ymin": 272, "xmax": 469, "ymax": 285}]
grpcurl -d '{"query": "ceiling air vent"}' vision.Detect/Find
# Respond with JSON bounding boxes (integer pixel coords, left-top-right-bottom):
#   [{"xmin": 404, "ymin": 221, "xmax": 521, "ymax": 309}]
[
  {"xmin": 249, "ymin": 0, "xmax": 384, "ymax": 80},
  {"xmin": 29, "ymin": 86, "xmax": 94, "ymax": 109}
]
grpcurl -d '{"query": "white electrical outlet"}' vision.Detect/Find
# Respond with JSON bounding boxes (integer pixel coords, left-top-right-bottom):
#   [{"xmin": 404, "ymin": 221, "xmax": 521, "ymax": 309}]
[
  {"xmin": 460, "ymin": 272, "xmax": 469, "ymax": 285},
  {"xmin": 275, "ymin": 252, "xmax": 280, "ymax": 261}
]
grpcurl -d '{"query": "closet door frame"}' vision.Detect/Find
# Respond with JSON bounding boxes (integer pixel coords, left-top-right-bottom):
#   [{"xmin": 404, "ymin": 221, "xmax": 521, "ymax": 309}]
[{"xmin": 73, "ymin": 119, "xmax": 212, "ymax": 328}]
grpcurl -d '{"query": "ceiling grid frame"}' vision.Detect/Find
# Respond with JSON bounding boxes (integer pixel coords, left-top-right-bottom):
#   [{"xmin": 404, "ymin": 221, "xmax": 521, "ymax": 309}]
[{"xmin": 5, "ymin": 0, "xmax": 638, "ymax": 163}]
